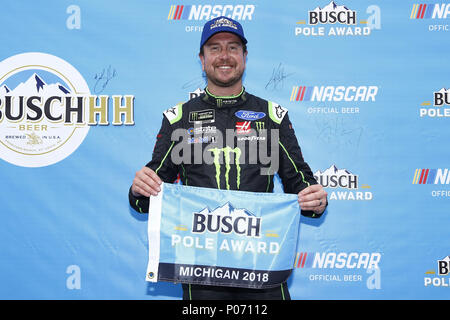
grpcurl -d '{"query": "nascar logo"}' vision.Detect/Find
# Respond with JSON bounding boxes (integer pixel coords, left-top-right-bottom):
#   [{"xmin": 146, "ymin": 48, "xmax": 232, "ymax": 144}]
[
  {"xmin": 167, "ymin": 4, "xmax": 255, "ymax": 20},
  {"xmin": 290, "ymin": 85, "xmax": 378, "ymax": 102},
  {"xmin": 290, "ymin": 86, "xmax": 314, "ymax": 102},
  {"xmin": 294, "ymin": 252, "xmax": 381, "ymax": 269},
  {"xmin": 412, "ymin": 168, "xmax": 450, "ymax": 184},
  {"xmin": 410, "ymin": 3, "xmax": 450, "ymax": 19}
]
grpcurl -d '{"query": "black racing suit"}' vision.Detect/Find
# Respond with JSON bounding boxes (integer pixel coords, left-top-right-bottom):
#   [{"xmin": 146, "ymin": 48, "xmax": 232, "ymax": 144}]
[{"xmin": 129, "ymin": 88, "xmax": 322, "ymax": 300}]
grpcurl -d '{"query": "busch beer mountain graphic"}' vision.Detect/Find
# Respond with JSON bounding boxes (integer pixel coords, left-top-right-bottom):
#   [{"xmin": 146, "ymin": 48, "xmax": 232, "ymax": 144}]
[
  {"xmin": 197, "ymin": 202, "xmax": 255, "ymax": 218},
  {"xmin": 312, "ymin": 1, "xmax": 350, "ymax": 15},
  {"xmin": 309, "ymin": 1, "xmax": 356, "ymax": 26},
  {"xmin": 314, "ymin": 165, "xmax": 373, "ymax": 201},
  {"xmin": 4, "ymin": 73, "xmax": 70, "ymax": 96},
  {"xmin": 314, "ymin": 165, "xmax": 358, "ymax": 189},
  {"xmin": 0, "ymin": 84, "xmax": 10, "ymax": 95}
]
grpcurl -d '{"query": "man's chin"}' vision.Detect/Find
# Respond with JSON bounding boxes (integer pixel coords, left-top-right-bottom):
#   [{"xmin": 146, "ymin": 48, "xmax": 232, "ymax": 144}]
[
  {"xmin": 209, "ymin": 76, "xmax": 242, "ymax": 89},
  {"xmin": 205, "ymin": 69, "xmax": 244, "ymax": 88}
]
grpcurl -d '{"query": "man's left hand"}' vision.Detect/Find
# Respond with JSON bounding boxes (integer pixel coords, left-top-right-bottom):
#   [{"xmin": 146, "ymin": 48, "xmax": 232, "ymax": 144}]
[{"xmin": 298, "ymin": 184, "xmax": 328, "ymax": 214}]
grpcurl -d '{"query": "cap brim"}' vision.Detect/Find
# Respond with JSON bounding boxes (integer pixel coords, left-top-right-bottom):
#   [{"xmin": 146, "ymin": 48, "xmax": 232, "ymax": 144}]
[{"xmin": 201, "ymin": 30, "xmax": 247, "ymax": 49}]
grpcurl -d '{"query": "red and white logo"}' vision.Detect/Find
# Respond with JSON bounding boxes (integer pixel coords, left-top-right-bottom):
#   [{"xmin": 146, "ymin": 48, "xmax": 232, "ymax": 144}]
[{"xmin": 235, "ymin": 121, "xmax": 251, "ymax": 134}]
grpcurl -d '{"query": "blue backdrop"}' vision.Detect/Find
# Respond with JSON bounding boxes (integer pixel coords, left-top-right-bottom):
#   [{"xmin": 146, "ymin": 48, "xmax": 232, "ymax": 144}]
[{"xmin": 0, "ymin": 0, "xmax": 449, "ymax": 299}]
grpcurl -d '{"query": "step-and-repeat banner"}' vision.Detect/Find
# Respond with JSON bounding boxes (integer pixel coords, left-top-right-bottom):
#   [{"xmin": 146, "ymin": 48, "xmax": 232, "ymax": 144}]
[{"xmin": 0, "ymin": 1, "xmax": 449, "ymax": 299}]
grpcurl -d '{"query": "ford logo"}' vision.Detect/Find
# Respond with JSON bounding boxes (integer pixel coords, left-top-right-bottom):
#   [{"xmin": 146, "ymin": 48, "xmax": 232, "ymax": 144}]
[{"xmin": 235, "ymin": 110, "xmax": 266, "ymax": 121}]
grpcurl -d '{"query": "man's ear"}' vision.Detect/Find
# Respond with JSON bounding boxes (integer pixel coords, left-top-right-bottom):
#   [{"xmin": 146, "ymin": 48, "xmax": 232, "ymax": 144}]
[{"xmin": 199, "ymin": 53, "xmax": 205, "ymax": 71}]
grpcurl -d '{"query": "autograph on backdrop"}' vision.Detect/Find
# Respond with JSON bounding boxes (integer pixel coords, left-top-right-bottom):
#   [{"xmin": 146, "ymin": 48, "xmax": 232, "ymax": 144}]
[
  {"xmin": 265, "ymin": 63, "xmax": 294, "ymax": 91},
  {"xmin": 94, "ymin": 65, "xmax": 117, "ymax": 94}
]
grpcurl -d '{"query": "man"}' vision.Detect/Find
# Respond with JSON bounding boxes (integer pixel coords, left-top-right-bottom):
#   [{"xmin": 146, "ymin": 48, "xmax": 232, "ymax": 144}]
[{"xmin": 129, "ymin": 16, "xmax": 327, "ymax": 300}]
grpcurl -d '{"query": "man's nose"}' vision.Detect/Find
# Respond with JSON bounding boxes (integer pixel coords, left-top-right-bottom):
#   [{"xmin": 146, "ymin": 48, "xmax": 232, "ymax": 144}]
[{"xmin": 218, "ymin": 47, "xmax": 230, "ymax": 60}]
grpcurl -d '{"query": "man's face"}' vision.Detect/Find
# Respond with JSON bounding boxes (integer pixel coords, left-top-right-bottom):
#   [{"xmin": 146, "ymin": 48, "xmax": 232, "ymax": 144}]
[{"xmin": 199, "ymin": 32, "xmax": 247, "ymax": 89}]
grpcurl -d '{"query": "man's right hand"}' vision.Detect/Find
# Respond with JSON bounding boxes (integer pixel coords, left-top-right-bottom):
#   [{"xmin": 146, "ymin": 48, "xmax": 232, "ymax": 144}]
[{"xmin": 131, "ymin": 167, "xmax": 163, "ymax": 197}]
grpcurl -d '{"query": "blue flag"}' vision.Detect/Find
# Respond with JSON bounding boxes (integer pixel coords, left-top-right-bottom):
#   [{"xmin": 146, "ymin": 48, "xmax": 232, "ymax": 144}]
[{"xmin": 146, "ymin": 183, "xmax": 300, "ymax": 289}]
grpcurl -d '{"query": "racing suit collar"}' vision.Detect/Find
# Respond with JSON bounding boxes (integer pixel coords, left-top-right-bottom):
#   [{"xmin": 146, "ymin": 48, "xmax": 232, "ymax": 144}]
[{"xmin": 202, "ymin": 86, "xmax": 247, "ymax": 108}]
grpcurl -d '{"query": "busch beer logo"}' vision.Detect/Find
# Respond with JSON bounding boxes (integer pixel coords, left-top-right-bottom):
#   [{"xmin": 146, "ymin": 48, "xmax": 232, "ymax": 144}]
[
  {"xmin": 295, "ymin": 2, "xmax": 381, "ymax": 37},
  {"xmin": 419, "ymin": 88, "xmax": 450, "ymax": 118},
  {"xmin": 0, "ymin": 52, "xmax": 134, "ymax": 167},
  {"xmin": 438, "ymin": 256, "xmax": 450, "ymax": 276},
  {"xmin": 314, "ymin": 165, "xmax": 373, "ymax": 201},
  {"xmin": 308, "ymin": 2, "xmax": 356, "ymax": 25},
  {"xmin": 192, "ymin": 202, "xmax": 261, "ymax": 238},
  {"xmin": 434, "ymin": 88, "xmax": 450, "ymax": 106},
  {"xmin": 314, "ymin": 165, "xmax": 358, "ymax": 189},
  {"xmin": 424, "ymin": 256, "xmax": 450, "ymax": 287}
]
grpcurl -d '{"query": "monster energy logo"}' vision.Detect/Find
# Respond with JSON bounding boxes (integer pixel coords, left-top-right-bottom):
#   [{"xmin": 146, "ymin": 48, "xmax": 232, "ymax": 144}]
[
  {"xmin": 189, "ymin": 109, "xmax": 215, "ymax": 123},
  {"xmin": 190, "ymin": 112, "xmax": 199, "ymax": 121},
  {"xmin": 208, "ymin": 146, "xmax": 241, "ymax": 190},
  {"xmin": 255, "ymin": 121, "xmax": 265, "ymax": 130}
]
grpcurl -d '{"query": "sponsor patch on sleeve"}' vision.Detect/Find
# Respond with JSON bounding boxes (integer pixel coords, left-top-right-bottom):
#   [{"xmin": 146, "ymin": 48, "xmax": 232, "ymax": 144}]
[
  {"xmin": 268, "ymin": 101, "xmax": 288, "ymax": 124},
  {"xmin": 163, "ymin": 103, "xmax": 183, "ymax": 125}
]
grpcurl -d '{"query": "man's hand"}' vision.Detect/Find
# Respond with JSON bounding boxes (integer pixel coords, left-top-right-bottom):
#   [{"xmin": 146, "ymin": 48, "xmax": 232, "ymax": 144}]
[
  {"xmin": 131, "ymin": 167, "xmax": 162, "ymax": 197},
  {"xmin": 298, "ymin": 184, "xmax": 328, "ymax": 214}
]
